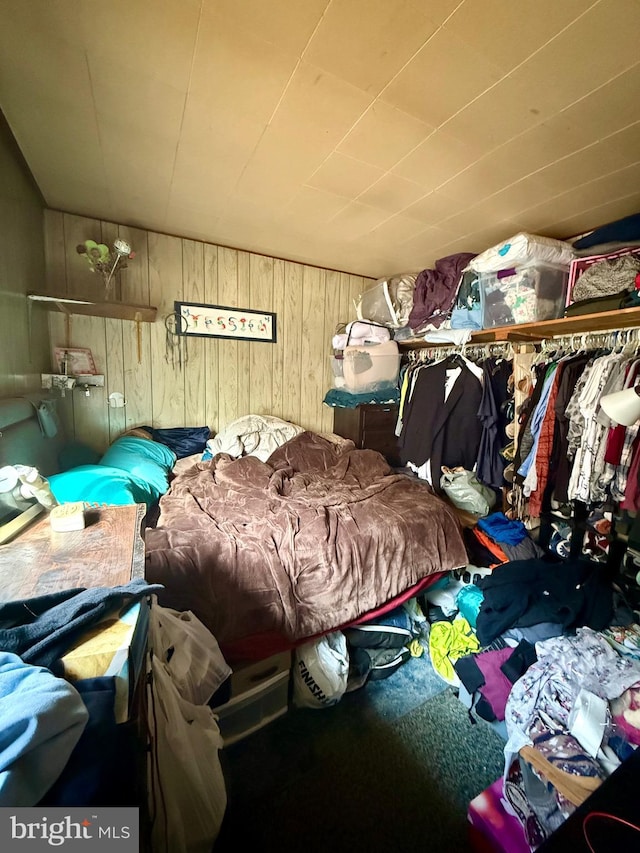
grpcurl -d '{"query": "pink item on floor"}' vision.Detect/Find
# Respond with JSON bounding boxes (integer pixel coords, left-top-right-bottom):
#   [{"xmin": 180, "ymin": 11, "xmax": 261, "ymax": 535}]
[{"xmin": 468, "ymin": 778, "xmax": 531, "ymax": 853}]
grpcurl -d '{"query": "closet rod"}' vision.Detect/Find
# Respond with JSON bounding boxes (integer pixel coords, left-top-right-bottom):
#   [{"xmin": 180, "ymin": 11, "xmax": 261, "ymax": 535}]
[
  {"xmin": 526, "ymin": 324, "xmax": 640, "ymax": 347},
  {"xmin": 406, "ymin": 340, "xmax": 514, "ymax": 362}
]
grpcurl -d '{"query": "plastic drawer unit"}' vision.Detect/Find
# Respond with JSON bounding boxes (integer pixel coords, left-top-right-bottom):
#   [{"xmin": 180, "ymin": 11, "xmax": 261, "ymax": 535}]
[{"xmin": 212, "ymin": 652, "xmax": 291, "ymax": 746}]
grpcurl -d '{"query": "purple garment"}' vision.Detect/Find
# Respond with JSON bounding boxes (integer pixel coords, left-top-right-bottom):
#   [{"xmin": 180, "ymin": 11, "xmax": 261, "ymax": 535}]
[
  {"xmin": 475, "ymin": 647, "xmax": 514, "ymax": 721},
  {"xmin": 408, "ymin": 252, "xmax": 476, "ymax": 331}
]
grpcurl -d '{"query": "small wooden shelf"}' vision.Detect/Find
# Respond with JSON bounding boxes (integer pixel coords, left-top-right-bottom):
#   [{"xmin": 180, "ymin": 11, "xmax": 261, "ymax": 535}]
[
  {"xmin": 28, "ymin": 291, "xmax": 157, "ymax": 323},
  {"xmin": 398, "ymin": 306, "xmax": 640, "ymax": 349}
]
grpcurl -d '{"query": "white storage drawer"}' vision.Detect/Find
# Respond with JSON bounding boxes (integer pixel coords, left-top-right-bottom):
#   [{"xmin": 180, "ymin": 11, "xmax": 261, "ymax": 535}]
[
  {"xmin": 229, "ymin": 650, "xmax": 291, "ymax": 700},
  {"xmin": 212, "ymin": 669, "xmax": 289, "ymax": 747}
]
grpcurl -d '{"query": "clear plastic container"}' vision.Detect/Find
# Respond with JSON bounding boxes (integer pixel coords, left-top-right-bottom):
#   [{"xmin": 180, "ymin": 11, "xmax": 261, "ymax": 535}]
[
  {"xmin": 341, "ymin": 340, "xmax": 400, "ymax": 393},
  {"xmin": 480, "ymin": 261, "xmax": 569, "ymax": 329},
  {"xmin": 212, "ymin": 670, "xmax": 289, "ymax": 746}
]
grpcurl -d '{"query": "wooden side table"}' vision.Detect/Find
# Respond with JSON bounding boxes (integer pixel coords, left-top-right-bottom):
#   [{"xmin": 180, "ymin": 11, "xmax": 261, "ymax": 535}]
[{"xmin": 0, "ymin": 503, "xmax": 145, "ymax": 601}]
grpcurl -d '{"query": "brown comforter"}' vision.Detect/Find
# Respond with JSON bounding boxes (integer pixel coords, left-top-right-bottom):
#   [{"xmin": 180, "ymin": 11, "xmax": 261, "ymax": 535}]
[{"xmin": 144, "ymin": 431, "xmax": 467, "ymax": 650}]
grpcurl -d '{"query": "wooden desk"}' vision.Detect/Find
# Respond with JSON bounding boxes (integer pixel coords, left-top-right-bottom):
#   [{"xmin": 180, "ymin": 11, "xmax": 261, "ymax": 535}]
[{"xmin": 0, "ymin": 503, "xmax": 145, "ymax": 601}]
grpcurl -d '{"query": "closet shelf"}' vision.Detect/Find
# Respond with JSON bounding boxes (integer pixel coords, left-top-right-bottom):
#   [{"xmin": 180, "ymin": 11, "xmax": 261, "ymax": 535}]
[
  {"xmin": 398, "ymin": 306, "xmax": 640, "ymax": 349},
  {"xmin": 28, "ymin": 291, "xmax": 157, "ymax": 323}
]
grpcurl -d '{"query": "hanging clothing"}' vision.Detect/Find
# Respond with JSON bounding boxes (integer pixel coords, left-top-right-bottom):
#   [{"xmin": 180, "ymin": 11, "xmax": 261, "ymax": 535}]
[
  {"xmin": 476, "ymin": 357, "xmax": 513, "ymax": 488},
  {"xmin": 518, "ymin": 365, "xmax": 558, "ymax": 481},
  {"xmin": 549, "ymin": 353, "xmax": 591, "ymax": 503},
  {"xmin": 398, "ymin": 356, "xmax": 483, "ymax": 491}
]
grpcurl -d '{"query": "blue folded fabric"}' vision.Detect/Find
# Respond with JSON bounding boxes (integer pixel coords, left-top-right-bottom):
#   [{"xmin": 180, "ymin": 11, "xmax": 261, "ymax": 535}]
[
  {"xmin": 0, "ymin": 652, "xmax": 88, "ymax": 806},
  {"xmin": 477, "ymin": 512, "xmax": 528, "ymax": 545},
  {"xmin": 323, "ymin": 387, "xmax": 400, "ymax": 408},
  {"xmin": 0, "ymin": 578, "xmax": 162, "ymax": 671}
]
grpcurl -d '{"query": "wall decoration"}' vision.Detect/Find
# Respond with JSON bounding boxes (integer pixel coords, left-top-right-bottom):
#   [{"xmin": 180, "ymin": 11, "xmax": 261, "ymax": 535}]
[
  {"xmin": 76, "ymin": 238, "xmax": 135, "ymax": 291},
  {"xmin": 174, "ymin": 301, "xmax": 277, "ymax": 343},
  {"xmin": 53, "ymin": 346, "xmax": 97, "ymax": 375}
]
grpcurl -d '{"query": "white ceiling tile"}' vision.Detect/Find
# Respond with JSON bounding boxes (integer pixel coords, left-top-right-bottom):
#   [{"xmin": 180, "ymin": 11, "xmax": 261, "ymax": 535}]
[
  {"xmin": 304, "ymin": 0, "xmax": 456, "ymax": 95},
  {"xmin": 189, "ymin": 11, "xmax": 299, "ymax": 127},
  {"xmin": 90, "ymin": 57, "xmax": 187, "ymax": 140},
  {"xmin": 357, "ymin": 173, "xmax": 427, "ymax": 214},
  {"xmin": 203, "ymin": 0, "xmax": 329, "ymax": 54},
  {"xmin": 403, "ymin": 192, "xmax": 464, "ymax": 225},
  {"xmin": 357, "ymin": 213, "xmax": 430, "ymax": 247},
  {"xmin": 544, "ymin": 192, "xmax": 640, "ymax": 240},
  {"xmin": 323, "ymin": 202, "xmax": 391, "ymax": 241},
  {"xmin": 381, "ymin": 26, "xmax": 504, "ymax": 126},
  {"xmin": 282, "ymin": 186, "xmax": 352, "ymax": 227},
  {"xmin": 338, "ymin": 101, "xmax": 434, "ymax": 170},
  {"xmin": 78, "ymin": 0, "xmax": 201, "ymax": 92},
  {"xmin": 503, "ymin": 0, "xmax": 640, "ymax": 118},
  {"xmin": 445, "ymin": 0, "xmax": 589, "ymax": 72},
  {"xmin": 535, "ymin": 122, "xmax": 640, "ymax": 195},
  {"xmin": 306, "ymin": 153, "xmax": 384, "ymax": 199},
  {"xmin": 391, "ymin": 130, "xmax": 482, "ymax": 190},
  {"xmin": 267, "ymin": 60, "xmax": 374, "ymax": 145}
]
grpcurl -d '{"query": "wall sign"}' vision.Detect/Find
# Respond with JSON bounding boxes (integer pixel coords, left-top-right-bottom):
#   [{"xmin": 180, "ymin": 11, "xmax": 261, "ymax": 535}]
[{"xmin": 174, "ymin": 301, "xmax": 277, "ymax": 343}]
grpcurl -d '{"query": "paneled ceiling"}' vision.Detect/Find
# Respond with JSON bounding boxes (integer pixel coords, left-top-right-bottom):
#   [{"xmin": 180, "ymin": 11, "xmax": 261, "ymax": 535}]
[{"xmin": 1, "ymin": 0, "xmax": 640, "ymax": 279}]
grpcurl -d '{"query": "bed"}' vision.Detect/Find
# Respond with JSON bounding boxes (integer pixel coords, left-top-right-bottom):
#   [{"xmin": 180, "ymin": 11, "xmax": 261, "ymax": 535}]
[
  {"xmin": 143, "ymin": 421, "xmax": 468, "ymax": 662},
  {"xmin": 1, "ymin": 400, "xmax": 467, "ymax": 664}
]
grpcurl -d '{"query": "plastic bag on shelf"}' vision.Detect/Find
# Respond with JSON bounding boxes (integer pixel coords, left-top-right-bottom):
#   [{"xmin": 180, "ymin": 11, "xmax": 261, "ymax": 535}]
[{"xmin": 355, "ymin": 273, "xmax": 418, "ymax": 328}]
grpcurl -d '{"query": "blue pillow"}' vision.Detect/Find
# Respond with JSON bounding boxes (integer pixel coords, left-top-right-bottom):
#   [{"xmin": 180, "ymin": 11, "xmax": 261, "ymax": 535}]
[
  {"xmin": 99, "ymin": 437, "xmax": 175, "ymax": 502},
  {"xmin": 49, "ymin": 465, "xmax": 141, "ymax": 506}
]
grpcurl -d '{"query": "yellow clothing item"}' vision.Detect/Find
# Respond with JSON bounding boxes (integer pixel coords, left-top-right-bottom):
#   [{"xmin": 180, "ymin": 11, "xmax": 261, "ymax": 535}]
[
  {"xmin": 408, "ymin": 638, "xmax": 424, "ymax": 658},
  {"xmin": 429, "ymin": 617, "xmax": 479, "ymax": 685}
]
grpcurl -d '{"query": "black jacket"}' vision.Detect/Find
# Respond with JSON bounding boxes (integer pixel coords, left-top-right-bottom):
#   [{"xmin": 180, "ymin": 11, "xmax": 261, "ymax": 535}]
[{"xmin": 399, "ymin": 357, "xmax": 483, "ymax": 492}]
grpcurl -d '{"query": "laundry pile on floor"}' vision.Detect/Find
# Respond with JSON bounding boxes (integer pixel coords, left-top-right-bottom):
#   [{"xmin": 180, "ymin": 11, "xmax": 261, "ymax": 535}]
[{"xmin": 418, "ymin": 510, "xmax": 640, "ymax": 851}]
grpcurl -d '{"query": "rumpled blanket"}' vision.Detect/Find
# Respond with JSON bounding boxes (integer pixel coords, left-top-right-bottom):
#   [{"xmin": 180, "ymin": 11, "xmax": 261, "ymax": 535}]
[{"xmin": 145, "ymin": 431, "xmax": 467, "ymax": 650}]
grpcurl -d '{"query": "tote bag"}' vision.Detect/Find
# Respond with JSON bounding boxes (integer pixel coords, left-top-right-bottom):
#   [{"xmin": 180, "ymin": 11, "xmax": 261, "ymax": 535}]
[{"xmin": 440, "ymin": 467, "xmax": 496, "ymax": 517}]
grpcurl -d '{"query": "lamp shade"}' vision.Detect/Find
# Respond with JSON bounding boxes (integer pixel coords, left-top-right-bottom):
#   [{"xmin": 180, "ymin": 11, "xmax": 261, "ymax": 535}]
[{"xmin": 600, "ymin": 384, "xmax": 640, "ymax": 426}]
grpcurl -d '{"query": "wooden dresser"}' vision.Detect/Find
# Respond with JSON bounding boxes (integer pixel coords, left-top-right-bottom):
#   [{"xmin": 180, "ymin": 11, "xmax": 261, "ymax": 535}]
[{"xmin": 333, "ymin": 403, "xmax": 401, "ymax": 466}]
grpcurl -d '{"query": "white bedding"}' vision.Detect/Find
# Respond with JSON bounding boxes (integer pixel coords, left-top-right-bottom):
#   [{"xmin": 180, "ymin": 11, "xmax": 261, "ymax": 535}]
[
  {"xmin": 468, "ymin": 232, "xmax": 576, "ymax": 273},
  {"xmin": 205, "ymin": 414, "xmax": 304, "ymax": 462}
]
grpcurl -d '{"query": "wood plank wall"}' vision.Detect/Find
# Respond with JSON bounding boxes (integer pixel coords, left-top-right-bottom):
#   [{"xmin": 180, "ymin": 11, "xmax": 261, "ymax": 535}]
[{"xmin": 43, "ymin": 210, "xmax": 371, "ymax": 453}]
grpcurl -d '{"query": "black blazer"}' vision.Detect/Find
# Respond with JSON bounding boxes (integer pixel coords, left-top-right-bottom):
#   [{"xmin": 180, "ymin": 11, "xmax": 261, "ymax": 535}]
[{"xmin": 399, "ymin": 359, "xmax": 483, "ymax": 492}]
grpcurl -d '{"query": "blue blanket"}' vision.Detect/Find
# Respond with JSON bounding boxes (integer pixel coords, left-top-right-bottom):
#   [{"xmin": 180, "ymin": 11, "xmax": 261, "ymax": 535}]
[{"xmin": 0, "ymin": 652, "xmax": 88, "ymax": 806}]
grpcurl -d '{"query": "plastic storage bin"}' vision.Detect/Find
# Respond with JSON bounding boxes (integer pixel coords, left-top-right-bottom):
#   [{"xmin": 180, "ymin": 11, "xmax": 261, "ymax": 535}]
[
  {"xmin": 480, "ymin": 261, "xmax": 569, "ymax": 329},
  {"xmin": 341, "ymin": 340, "xmax": 400, "ymax": 393},
  {"xmin": 212, "ymin": 669, "xmax": 289, "ymax": 746}
]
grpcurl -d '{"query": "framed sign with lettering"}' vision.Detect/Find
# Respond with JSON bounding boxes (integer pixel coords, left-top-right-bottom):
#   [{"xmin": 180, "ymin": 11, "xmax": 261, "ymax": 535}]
[{"xmin": 174, "ymin": 301, "xmax": 277, "ymax": 343}]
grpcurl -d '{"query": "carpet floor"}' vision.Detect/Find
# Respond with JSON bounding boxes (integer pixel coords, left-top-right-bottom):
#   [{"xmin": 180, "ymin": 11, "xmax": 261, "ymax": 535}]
[{"xmin": 213, "ymin": 656, "xmax": 506, "ymax": 853}]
